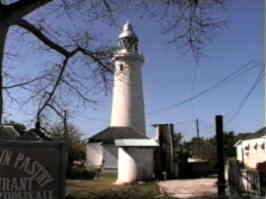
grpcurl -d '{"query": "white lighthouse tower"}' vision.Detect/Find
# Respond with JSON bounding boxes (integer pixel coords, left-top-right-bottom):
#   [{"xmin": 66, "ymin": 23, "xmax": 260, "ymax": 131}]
[
  {"xmin": 264, "ymin": 0, "xmax": 266, "ymax": 127},
  {"xmin": 110, "ymin": 22, "xmax": 146, "ymax": 134},
  {"xmin": 87, "ymin": 23, "xmax": 158, "ymax": 181}
]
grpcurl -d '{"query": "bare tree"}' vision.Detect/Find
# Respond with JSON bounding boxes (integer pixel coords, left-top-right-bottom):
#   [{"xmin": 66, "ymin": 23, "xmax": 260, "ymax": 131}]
[{"xmin": 0, "ymin": 0, "xmax": 226, "ymax": 126}]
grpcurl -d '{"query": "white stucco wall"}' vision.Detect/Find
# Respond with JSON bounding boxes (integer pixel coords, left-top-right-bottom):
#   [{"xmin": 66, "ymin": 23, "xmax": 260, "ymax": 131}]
[
  {"xmin": 86, "ymin": 143, "xmax": 103, "ymax": 168},
  {"xmin": 236, "ymin": 145, "xmax": 243, "ymax": 162},
  {"xmin": 102, "ymin": 144, "xmax": 118, "ymax": 169},
  {"xmin": 116, "ymin": 147, "xmax": 155, "ymax": 184},
  {"xmin": 236, "ymin": 137, "xmax": 266, "ymax": 168},
  {"xmin": 86, "ymin": 143, "xmax": 119, "ymax": 170}
]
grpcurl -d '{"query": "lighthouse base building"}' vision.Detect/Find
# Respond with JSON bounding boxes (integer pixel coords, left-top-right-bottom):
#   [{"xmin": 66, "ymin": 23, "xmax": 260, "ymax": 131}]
[
  {"xmin": 86, "ymin": 127, "xmax": 158, "ymax": 184},
  {"xmin": 86, "ymin": 127, "xmax": 148, "ymax": 171}
]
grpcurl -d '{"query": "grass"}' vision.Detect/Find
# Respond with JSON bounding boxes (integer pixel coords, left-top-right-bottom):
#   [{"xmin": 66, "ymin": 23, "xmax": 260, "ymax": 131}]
[
  {"xmin": 68, "ymin": 167, "xmax": 96, "ymax": 179},
  {"xmin": 66, "ymin": 173, "xmax": 161, "ymax": 199}
]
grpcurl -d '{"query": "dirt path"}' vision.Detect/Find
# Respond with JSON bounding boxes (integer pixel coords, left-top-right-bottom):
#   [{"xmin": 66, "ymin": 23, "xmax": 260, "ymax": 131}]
[{"xmin": 158, "ymin": 178, "xmax": 217, "ymax": 198}]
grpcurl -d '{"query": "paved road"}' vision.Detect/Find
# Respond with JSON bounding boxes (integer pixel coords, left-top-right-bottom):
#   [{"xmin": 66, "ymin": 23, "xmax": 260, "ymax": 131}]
[{"xmin": 158, "ymin": 178, "xmax": 218, "ymax": 198}]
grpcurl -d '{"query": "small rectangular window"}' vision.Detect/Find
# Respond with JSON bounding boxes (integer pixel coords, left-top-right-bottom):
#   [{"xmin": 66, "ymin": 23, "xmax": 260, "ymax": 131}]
[{"xmin": 119, "ymin": 64, "xmax": 123, "ymax": 71}]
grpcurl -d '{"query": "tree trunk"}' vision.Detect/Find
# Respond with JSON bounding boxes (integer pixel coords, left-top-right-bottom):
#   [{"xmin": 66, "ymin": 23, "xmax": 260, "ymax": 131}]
[{"xmin": 0, "ymin": 25, "xmax": 9, "ymax": 124}]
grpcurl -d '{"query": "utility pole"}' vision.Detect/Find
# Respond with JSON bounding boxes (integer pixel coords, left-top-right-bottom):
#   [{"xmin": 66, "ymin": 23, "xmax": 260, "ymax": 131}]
[
  {"xmin": 196, "ymin": 119, "xmax": 200, "ymax": 138},
  {"xmin": 215, "ymin": 115, "xmax": 226, "ymax": 197},
  {"xmin": 195, "ymin": 118, "xmax": 201, "ymax": 154}
]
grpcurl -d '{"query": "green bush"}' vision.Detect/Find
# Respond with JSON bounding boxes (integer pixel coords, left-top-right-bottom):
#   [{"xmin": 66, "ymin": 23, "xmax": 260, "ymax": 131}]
[
  {"xmin": 173, "ymin": 147, "xmax": 192, "ymax": 164},
  {"xmin": 68, "ymin": 167, "xmax": 96, "ymax": 179}
]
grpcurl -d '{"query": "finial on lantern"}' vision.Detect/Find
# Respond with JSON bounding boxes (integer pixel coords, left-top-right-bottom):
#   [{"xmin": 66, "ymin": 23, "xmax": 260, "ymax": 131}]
[{"xmin": 118, "ymin": 22, "xmax": 139, "ymax": 52}]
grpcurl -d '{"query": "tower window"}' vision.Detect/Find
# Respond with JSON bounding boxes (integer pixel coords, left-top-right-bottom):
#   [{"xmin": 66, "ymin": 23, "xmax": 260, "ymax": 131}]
[{"xmin": 119, "ymin": 64, "xmax": 124, "ymax": 71}]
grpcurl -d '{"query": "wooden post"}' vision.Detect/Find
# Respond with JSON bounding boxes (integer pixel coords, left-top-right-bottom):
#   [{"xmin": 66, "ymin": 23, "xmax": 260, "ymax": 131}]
[
  {"xmin": 153, "ymin": 123, "xmax": 174, "ymax": 180},
  {"xmin": 216, "ymin": 115, "xmax": 226, "ymax": 196},
  {"xmin": 169, "ymin": 123, "xmax": 175, "ymax": 178},
  {"xmin": 63, "ymin": 110, "xmax": 68, "ymax": 140}
]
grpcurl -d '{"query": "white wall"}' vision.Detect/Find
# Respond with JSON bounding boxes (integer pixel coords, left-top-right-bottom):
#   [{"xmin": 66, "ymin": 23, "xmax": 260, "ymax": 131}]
[
  {"xmin": 236, "ymin": 145, "xmax": 243, "ymax": 162},
  {"xmin": 86, "ymin": 143, "xmax": 119, "ymax": 170},
  {"xmin": 116, "ymin": 147, "xmax": 155, "ymax": 184},
  {"xmin": 86, "ymin": 143, "xmax": 103, "ymax": 168},
  {"xmin": 236, "ymin": 137, "xmax": 266, "ymax": 168},
  {"xmin": 103, "ymin": 144, "xmax": 118, "ymax": 169}
]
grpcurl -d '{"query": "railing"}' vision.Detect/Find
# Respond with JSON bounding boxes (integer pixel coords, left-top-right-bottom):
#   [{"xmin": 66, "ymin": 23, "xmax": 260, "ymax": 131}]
[
  {"xmin": 227, "ymin": 159, "xmax": 266, "ymax": 197},
  {"xmin": 242, "ymin": 170, "xmax": 261, "ymax": 195}
]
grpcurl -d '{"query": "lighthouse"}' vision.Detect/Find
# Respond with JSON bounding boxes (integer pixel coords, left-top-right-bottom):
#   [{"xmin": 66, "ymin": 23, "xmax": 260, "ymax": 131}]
[
  {"xmin": 86, "ymin": 23, "xmax": 154, "ymax": 173},
  {"xmin": 110, "ymin": 22, "xmax": 146, "ymax": 134}
]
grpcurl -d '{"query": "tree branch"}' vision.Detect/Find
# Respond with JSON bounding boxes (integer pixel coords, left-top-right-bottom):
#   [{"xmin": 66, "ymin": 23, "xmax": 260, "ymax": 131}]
[
  {"xmin": 5, "ymin": 0, "xmax": 52, "ymax": 25},
  {"xmin": 61, "ymin": 78, "xmax": 97, "ymax": 104},
  {"xmin": 79, "ymin": 47, "xmax": 113, "ymax": 73},
  {"xmin": 36, "ymin": 57, "xmax": 69, "ymax": 121},
  {"xmin": 16, "ymin": 19, "xmax": 112, "ymax": 126},
  {"xmin": 47, "ymin": 104, "xmax": 64, "ymax": 119},
  {"xmin": 3, "ymin": 76, "xmax": 44, "ymax": 89},
  {"xmin": 16, "ymin": 19, "xmax": 70, "ymax": 56},
  {"xmin": 16, "ymin": 19, "xmax": 114, "ymax": 73}
]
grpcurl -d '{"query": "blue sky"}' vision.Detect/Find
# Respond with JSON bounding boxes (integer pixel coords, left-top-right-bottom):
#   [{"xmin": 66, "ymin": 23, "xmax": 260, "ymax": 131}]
[{"xmin": 5, "ymin": 0, "xmax": 264, "ymax": 140}]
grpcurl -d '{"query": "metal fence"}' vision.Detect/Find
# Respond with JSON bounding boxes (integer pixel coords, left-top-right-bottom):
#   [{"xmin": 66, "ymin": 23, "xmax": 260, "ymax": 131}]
[
  {"xmin": 242, "ymin": 170, "xmax": 262, "ymax": 195},
  {"xmin": 227, "ymin": 160, "xmax": 266, "ymax": 198}
]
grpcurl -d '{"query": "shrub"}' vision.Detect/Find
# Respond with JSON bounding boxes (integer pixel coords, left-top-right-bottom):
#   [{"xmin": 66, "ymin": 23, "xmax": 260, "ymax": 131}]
[
  {"xmin": 68, "ymin": 167, "xmax": 96, "ymax": 179},
  {"xmin": 174, "ymin": 147, "xmax": 192, "ymax": 164}
]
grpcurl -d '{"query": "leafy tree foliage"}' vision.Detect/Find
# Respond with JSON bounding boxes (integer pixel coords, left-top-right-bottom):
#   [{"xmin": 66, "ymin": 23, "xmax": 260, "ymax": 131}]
[
  {"xmin": 173, "ymin": 132, "xmax": 183, "ymax": 146},
  {"xmin": 173, "ymin": 132, "xmax": 192, "ymax": 164},
  {"xmin": 186, "ymin": 137, "xmax": 217, "ymax": 163},
  {"xmin": 48, "ymin": 122, "xmax": 85, "ymax": 176},
  {"xmin": 186, "ymin": 131, "xmax": 240, "ymax": 161},
  {"xmin": 48, "ymin": 122, "xmax": 82, "ymax": 144},
  {"xmin": 175, "ymin": 131, "xmax": 249, "ymax": 168},
  {"xmin": 174, "ymin": 147, "xmax": 192, "ymax": 164}
]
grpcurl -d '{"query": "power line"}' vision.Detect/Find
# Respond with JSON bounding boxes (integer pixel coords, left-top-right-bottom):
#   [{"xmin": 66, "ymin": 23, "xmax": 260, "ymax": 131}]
[
  {"xmin": 85, "ymin": 117, "xmax": 108, "ymax": 123},
  {"xmin": 147, "ymin": 60, "xmax": 261, "ymax": 115},
  {"xmin": 149, "ymin": 119, "xmax": 193, "ymax": 127},
  {"xmin": 173, "ymin": 119, "xmax": 194, "ymax": 125},
  {"xmin": 225, "ymin": 68, "xmax": 264, "ymax": 125}
]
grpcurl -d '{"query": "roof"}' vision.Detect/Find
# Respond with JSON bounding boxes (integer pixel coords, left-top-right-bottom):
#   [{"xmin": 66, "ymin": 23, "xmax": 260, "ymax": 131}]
[
  {"xmin": 118, "ymin": 22, "xmax": 138, "ymax": 39},
  {"xmin": 243, "ymin": 127, "xmax": 265, "ymax": 140},
  {"xmin": 115, "ymin": 139, "xmax": 159, "ymax": 147},
  {"xmin": 88, "ymin": 127, "xmax": 148, "ymax": 144},
  {"xmin": 234, "ymin": 140, "xmax": 242, "ymax": 147},
  {"xmin": 234, "ymin": 127, "xmax": 265, "ymax": 146}
]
